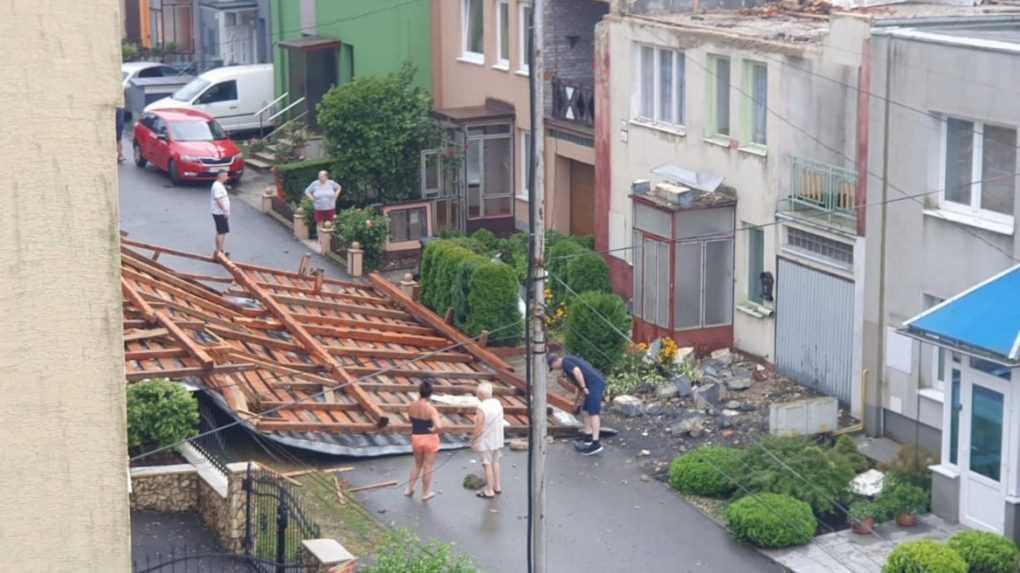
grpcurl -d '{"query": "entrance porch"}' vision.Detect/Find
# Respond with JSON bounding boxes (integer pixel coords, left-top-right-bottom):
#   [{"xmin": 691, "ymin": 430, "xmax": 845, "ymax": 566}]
[{"xmin": 901, "ymin": 265, "xmax": 1020, "ymax": 541}]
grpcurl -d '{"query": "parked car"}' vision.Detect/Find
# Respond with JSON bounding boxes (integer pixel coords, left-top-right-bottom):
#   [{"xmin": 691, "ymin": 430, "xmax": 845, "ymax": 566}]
[
  {"xmin": 122, "ymin": 61, "xmax": 185, "ymax": 88},
  {"xmin": 144, "ymin": 64, "xmax": 273, "ymax": 133},
  {"xmin": 133, "ymin": 108, "xmax": 244, "ymax": 185}
]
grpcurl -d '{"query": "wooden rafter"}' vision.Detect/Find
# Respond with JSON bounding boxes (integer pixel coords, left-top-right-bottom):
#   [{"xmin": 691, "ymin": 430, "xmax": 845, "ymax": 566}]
[
  {"xmin": 216, "ymin": 252, "xmax": 389, "ymax": 428},
  {"xmin": 270, "ymin": 293, "xmax": 411, "ymax": 321},
  {"xmin": 126, "ymin": 363, "xmax": 257, "ymax": 382}
]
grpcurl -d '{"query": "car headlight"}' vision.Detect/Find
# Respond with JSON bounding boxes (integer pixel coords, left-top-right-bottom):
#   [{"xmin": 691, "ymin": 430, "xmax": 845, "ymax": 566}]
[{"xmin": 180, "ymin": 155, "xmax": 201, "ymax": 162}]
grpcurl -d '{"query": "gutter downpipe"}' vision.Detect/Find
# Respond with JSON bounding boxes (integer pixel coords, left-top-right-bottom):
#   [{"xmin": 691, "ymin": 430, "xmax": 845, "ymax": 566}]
[{"xmin": 875, "ymin": 37, "xmax": 893, "ymax": 437}]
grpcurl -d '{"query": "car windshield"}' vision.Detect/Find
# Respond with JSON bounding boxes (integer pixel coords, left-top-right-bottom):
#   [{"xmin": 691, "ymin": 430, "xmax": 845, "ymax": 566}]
[
  {"xmin": 172, "ymin": 77, "xmax": 210, "ymax": 102},
  {"xmin": 169, "ymin": 120, "xmax": 227, "ymax": 142}
]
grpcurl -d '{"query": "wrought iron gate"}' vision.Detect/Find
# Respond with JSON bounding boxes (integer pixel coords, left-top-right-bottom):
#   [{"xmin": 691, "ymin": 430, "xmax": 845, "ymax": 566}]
[{"xmin": 243, "ymin": 465, "xmax": 321, "ymax": 573}]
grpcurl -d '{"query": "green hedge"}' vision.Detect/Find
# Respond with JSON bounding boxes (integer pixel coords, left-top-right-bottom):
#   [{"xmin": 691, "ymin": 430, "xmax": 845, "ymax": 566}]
[
  {"xmin": 420, "ymin": 240, "xmax": 522, "ymax": 346},
  {"xmin": 547, "ymin": 239, "xmax": 585, "ymax": 306},
  {"xmin": 334, "ymin": 208, "xmax": 389, "ymax": 271},
  {"xmin": 275, "ymin": 158, "xmax": 335, "ymax": 206},
  {"xmin": 564, "ymin": 291, "xmax": 631, "ymax": 373},
  {"xmin": 726, "ymin": 494, "xmax": 816, "ymax": 549},
  {"xmin": 884, "ymin": 540, "xmax": 967, "ymax": 573},
  {"xmin": 565, "ymin": 251, "xmax": 611, "ymax": 298},
  {"xmin": 126, "ymin": 379, "xmax": 199, "ymax": 453},
  {"xmin": 947, "ymin": 531, "xmax": 1019, "ymax": 573},
  {"xmin": 669, "ymin": 447, "xmax": 744, "ymax": 497}
]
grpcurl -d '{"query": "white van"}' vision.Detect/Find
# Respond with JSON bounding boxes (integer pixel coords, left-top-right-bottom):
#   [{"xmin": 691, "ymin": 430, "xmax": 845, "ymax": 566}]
[{"xmin": 145, "ymin": 64, "xmax": 273, "ymax": 133}]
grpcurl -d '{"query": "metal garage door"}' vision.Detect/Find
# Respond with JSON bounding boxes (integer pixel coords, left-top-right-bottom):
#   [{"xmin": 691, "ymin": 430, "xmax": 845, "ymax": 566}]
[{"xmin": 776, "ymin": 258, "xmax": 854, "ymax": 405}]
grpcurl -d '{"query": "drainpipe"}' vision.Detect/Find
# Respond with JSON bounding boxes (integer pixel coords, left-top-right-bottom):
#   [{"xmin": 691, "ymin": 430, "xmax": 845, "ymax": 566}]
[{"xmin": 875, "ymin": 37, "xmax": 894, "ymax": 437}]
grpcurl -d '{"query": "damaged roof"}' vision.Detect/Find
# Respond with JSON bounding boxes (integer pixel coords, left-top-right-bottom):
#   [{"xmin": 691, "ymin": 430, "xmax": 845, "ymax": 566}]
[{"xmin": 120, "ymin": 239, "xmax": 579, "ymax": 456}]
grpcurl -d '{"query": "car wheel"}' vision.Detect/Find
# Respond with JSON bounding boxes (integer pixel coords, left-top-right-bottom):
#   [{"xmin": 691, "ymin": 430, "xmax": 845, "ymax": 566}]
[
  {"xmin": 133, "ymin": 142, "xmax": 146, "ymax": 168},
  {"xmin": 168, "ymin": 159, "xmax": 181, "ymax": 185}
]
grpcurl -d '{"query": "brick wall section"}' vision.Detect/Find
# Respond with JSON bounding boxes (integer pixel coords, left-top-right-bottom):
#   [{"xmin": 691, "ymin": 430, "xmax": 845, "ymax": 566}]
[
  {"xmin": 198, "ymin": 469, "xmax": 248, "ymax": 553},
  {"xmin": 543, "ymin": 0, "xmax": 608, "ymax": 117}
]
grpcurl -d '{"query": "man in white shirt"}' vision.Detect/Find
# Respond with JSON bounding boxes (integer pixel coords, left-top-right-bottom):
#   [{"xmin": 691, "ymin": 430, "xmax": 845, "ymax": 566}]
[
  {"xmin": 472, "ymin": 382, "xmax": 505, "ymax": 499},
  {"xmin": 210, "ymin": 170, "xmax": 231, "ymax": 254}
]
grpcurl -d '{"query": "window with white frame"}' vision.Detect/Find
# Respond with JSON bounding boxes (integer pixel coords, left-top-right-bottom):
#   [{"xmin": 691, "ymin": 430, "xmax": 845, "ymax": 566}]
[
  {"xmin": 942, "ymin": 117, "xmax": 1016, "ymax": 222},
  {"xmin": 462, "ymin": 0, "xmax": 485, "ymax": 63},
  {"xmin": 518, "ymin": 129, "xmax": 532, "ymax": 200},
  {"xmin": 743, "ymin": 61, "xmax": 767, "ymax": 147},
  {"xmin": 518, "ymin": 2, "xmax": 533, "ymax": 74},
  {"xmin": 922, "ymin": 294, "xmax": 946, "ymax": 392},
  {"xmin": 632, "ymin": 44, "xmax": 685, "ymax": 127},
  {"xmin": 496, "ymin": 0, "xmax": 509, "ymax": 67},
  {"xmin": 707, "ymin": 54, "xmax": 731, "ymax": 137}
]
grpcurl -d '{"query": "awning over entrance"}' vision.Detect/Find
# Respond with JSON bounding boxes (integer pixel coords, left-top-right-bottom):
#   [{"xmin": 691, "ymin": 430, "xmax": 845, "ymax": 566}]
[
  {"xmin": 433, "ymin": 99, "xmax": 515, "ymax": 123},
  {"xmin": 278, "ymin": 35, "xmax": 342, "ymax": 51},
  {"xmin": 903, "ymin": 265, "xmax": 1020, "ymax": 365}
]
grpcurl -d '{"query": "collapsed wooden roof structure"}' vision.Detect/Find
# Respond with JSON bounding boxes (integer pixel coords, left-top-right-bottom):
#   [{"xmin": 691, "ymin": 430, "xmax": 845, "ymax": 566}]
[{"xmin": 120, "ymin": 239, "xmax": 579, "ymax": 456}]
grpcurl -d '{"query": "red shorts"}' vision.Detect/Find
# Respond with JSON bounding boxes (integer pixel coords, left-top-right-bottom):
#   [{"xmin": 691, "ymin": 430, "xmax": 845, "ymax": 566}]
[
  {"xmin": 314, "ymin": 209, "xmax": 336, "ymax": 223},
  {"xmin": 411, "ymin": 433, "xmax": 440, "ymax": 455}
]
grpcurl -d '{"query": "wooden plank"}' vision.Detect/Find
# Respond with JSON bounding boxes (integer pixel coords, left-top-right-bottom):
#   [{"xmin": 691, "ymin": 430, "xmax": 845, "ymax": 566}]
[
  {"xmin": 271, "ymin": 293, "xmax": 412, "ymax": 321},
  {"xmin": 123, "ymin": 267, "xmax": 241, "ymax": 319},
  {"xmin": 224, "ymin": 351, "xmax": 337, "ymax": 387},
  {"xmin": 301, "ymin": 324, "xmax": 450, "ymax": 349},
  {"xmin": 154, "ymin": 310, "xmax": 214, "ymax": 368},
  {"xmin": 260, "ymin": 400, "xmax": 528, "ymax": 416},
  {"xmin": 256, "ymin": 420, "xmax": 475, "ymax": 434},
  {"xmin": 345, "ymin": 366, "xmax": 497, "ymax": 380},
  {"xmin": 124, "ymin": 328, "xmax": 169, "ymax": 342},
  {"xmin": 121, "ymin": 277, "xmax": 157, "ymax": 323},
  {"xmin": 284, "ymin": 466, "xmax": 353, "ymax": 478},
  {"xmin": 359, "ymin": 382, "xmax": 519, "ymax": 397},
  {"xmin": 236, "ymin": 260, "xmax": 367, "ymax": 290},
  {"xmin": 122, "ymin": 239, "xmax": 218, "ymax": 263},
  {"xmin": 288, "ymin": 312, "xmax": 434, "ymax": 336},
  {"xmin": 368, "ymin": 273, "xmax": 580, "ymax": 413},
  {"xmin": 125, "ymin": 348, "xmax": 189, "ymax": 361},
  {"xmin": 254, "ymin": 281, "xmax": 393, "ymax": 307},
  {"xmin": 218, "ymin": 252, "xmax": 389, "ymax": 428},
  {"xmin": 126, "ymin": 363, "xmax": 256, "ymax": 382},
  {"xmin": 333, "ymin": 475, "xmax": 347, "ymax": 505},
  {"xmin": 322, "ymin": 345, "xmax": 473, "ymax": 363},
  {"xmin": 346, "ymin": 480, "xmax": 398, "ymax": 494},
  {"xmin": 205, "ymin": 324, "xmax": 303, "ymax": 352}
]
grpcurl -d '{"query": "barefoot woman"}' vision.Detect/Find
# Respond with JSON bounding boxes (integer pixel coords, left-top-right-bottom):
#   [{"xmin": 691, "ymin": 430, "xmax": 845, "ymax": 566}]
[{"xmin": 405, "ymin": 380, "xmax": 442, "ymax": 501}]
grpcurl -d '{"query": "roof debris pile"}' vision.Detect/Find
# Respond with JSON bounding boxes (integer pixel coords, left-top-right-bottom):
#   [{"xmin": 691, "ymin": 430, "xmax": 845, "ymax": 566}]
[{"xmin": 120, "ymin": 239, "xmax": 578, "ymax": 456}]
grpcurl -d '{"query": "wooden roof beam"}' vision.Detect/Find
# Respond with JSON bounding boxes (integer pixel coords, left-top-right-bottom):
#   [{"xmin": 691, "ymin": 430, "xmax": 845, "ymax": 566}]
[
  {"xmin": 343, "ymin": 366, "xmax": 498, "ymax": 380},
  {"xmin": 252, "ymin": 281, "xmax": 392, "ymax": 307},
  {"xmin": 271, "ymin": 293, "xmax": 412, "ymax": 321},
  {"xmin": 258, "ymin": 400, "xmax": 529, "ymax": 416},
  {"xmin": 287, "ymin": 312, "xmax": 434, "ymax": 336},
  {"xmin": 126, "ymin": 362, "xmax": 256, "ymax": 382},
  {"xmin": 322, "ymin": 345, "xmax": 474, "ymax": 363},
  {"xmin": 154, "ymin": 309, "xmax": 214, "ymax": 368},
  {"xmin": 217, "ymin": 252, "xmax": 389, "ymax": 428}
]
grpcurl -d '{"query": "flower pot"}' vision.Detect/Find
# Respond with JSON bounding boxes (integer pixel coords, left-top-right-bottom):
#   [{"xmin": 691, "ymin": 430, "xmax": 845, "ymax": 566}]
[
  {"xmin": 896, "ymin": 512, "xmax": 919, "ymax": 527},
  {"xmin": 851, "ymin": 518, "xmax": 875, "ymax": 535}
]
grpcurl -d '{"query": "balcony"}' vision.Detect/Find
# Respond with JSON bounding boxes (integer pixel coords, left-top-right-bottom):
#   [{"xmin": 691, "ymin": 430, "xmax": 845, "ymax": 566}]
[
  {"xmin": 551, "ymin": 77, "xmax": 595, "ymax": 128},
  {"xmin": 782, "ymin": 157, "xmax": 858, "ymax": 230}
]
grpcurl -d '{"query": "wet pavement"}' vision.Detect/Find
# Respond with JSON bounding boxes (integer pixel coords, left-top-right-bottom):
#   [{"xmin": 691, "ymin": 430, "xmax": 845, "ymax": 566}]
[
  {"xmin": 119, "ymin": 154, "xmax": 782, "ymax": 573},
  {"xmin": 131, "ymin": 511, "xmax": 250, "ymax": 572}
]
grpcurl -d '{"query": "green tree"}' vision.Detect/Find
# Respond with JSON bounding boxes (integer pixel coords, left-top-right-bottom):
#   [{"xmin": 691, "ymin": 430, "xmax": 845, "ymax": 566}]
[
  {"xmin": 565, "ymin": 291, "xmax": 632, "ymax": 373},
  {"xmin": 317, "ymin": 64, "xmax": 439, "ymax": 205},
  {"xmin": 126, "ymin": 379, "xmax": 199, "ymax": 453}
]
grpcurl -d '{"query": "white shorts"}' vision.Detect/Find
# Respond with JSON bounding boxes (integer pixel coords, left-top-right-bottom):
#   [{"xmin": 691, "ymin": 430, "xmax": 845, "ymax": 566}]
[{"xmin": 479, "ymin": 448, "xmax": 503, "ymax": 465}]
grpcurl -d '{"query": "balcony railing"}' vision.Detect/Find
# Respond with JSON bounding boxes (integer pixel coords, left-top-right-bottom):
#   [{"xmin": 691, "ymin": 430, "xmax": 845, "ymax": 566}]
[
  {"xmin": 784, "ymin": 157, "xmax": 858, "ymax": 226},
  {"xmin": 551, "ymin": 77, "xmax": 595, "ymax": 127}
]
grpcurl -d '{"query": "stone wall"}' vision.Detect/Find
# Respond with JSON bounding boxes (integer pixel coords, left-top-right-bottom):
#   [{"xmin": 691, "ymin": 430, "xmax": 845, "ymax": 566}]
[
  {"xmin": 198, "ymin": 467, "xmax": 248, "ymax": 553},
  {"xmin": 130, "ymin": 465, "xmax": 199, "ymax": 513}
]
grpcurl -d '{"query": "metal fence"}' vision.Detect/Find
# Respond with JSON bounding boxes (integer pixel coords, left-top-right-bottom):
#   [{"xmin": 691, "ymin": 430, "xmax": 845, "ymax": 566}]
[
  {"xmin": 132, "ymin": 547, "xmax": 308, "ymax": 573},
  {"xmin": 244, "ymin": 465, "xmax": 320, "ymax": 573},
  {"xmin": 786, "ymin": 156, "xmax": 858, "ymax": 224}
]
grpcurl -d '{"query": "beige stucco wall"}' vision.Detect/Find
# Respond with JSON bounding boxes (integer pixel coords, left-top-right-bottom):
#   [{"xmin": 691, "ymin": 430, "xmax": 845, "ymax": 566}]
[{"xmin": 0, "ymin": 1, "xmax": 131, "ymax": 571}]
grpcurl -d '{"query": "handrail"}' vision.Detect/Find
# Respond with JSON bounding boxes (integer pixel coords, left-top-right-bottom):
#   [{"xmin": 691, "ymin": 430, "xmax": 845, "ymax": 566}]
[
  {"xmin": 267, "ymin": 96, "xmax": 306, "ymax": 124},
  {"xmin": 255, "ymin": 91, "xmax": 290, "ymax": 119},
  {"xmin": 262, "ymin": 110, "xmax": 309, "ymax": 143}
]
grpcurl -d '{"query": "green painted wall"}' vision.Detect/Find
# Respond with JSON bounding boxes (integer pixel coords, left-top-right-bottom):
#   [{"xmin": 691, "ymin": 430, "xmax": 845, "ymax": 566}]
[{"xmin": 271, "ymin": 0, "xmax": 432, "ymax": 99}]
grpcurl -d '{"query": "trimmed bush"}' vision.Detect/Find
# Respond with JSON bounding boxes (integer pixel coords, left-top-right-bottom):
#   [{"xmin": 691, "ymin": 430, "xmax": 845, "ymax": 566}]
[
  {"xmin": 564, "ymin": 251, "xmax": 611, "ymax": 298},
  {"xmin": 741, "ymin": 436, "xmax": 856, "ymax": 517},
  {"xmin": 669, "ymin": 447, "xmax": 744, "ymax": 497},
  {"xmin": 547, "ymin": 239, "xmax": 585, "ymax": 306},
  {"xmin": 726, "ymin": 494, "xmax": 816, "ymax": 549},
  {"xmin": 884, "ymin": 540, "xmax": 967, "ymax": 573},
  {"xmin": 465, "ymin": 262, "xmax": 522, "ymax": 345},
  {"xmin": 451, "ymin": 255, "xmax": 485, "ymax": 329},
  {"xmin": 127, "ymin": 379, "xmax": 199, "ymax": 453},
  {"xmin": 564, "ymin": 291, "xmax": 631, "ymax": 373},
  {"xmin": 947, "ymin": 531, "xmax": 1019, "ymax": 573},
  {"xmin": 275, "ymin": 158, "xmax": 335, "ymax": 206},
  {"xmin": 470, "ymin": 228, "xmax": 499, "ymax": 252},
  {"xmin": 334, "ymin": 208, "xmax": 389, "ymax": 271}
]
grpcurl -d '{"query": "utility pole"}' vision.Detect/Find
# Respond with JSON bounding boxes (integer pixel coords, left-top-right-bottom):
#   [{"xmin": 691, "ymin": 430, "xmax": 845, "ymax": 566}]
[{"xmin": 526, "ymin": 0, "xmax": 548, "ymax": 572}]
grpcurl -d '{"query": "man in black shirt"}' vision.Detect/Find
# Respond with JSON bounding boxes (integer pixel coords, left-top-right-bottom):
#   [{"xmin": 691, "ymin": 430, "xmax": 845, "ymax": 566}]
[{"xmin": 548, "ymin": 353, "xmax": 606, "ymax": 455}]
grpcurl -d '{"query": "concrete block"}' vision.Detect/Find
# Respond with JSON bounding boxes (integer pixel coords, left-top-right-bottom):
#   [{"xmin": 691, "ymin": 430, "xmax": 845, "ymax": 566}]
[
  {"xmin": 768, "ymin": 396, "xmax": 839, "ymax": 436},
  {"xmin": 931, "ymin": 467, "xmax": 960, "ymax": 525},
  {"xmin": 302, "ymin": 538, "xmax": 355, "ymax": 566}
]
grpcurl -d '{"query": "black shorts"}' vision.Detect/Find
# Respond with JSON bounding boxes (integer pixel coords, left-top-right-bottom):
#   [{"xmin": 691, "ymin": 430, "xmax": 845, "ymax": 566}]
[{"xmin": 212, "ymin": 214, "xmax": 230, "ymax": 234}]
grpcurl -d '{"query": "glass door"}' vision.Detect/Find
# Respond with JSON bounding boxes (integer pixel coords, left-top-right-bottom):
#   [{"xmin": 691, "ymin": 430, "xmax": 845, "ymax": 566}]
[{"xmin": 960, "ymin": 369, "xmax": 1010, "ymax": 532}]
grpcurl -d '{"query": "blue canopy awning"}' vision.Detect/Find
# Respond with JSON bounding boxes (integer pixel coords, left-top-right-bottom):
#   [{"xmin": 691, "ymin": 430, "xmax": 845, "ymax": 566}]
[{"xmin": 904, "ymin": 265, "xmax": 1020, "ymax": 364}]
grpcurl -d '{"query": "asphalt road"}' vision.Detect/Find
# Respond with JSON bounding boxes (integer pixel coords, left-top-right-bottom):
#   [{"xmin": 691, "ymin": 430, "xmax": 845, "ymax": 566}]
[{"xmin": 118, "ymin": 154, "xmax": 781, "ymax": 573}]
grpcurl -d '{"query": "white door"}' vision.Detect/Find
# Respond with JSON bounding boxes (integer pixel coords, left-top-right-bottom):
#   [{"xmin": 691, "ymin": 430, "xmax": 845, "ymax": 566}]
[{"xmin": 960, "ymin": 368, "xmax": 1010, "ymax": 532}]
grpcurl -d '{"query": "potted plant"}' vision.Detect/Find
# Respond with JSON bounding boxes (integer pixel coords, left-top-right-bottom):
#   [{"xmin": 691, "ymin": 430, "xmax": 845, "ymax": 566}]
[
  {"xmin": 881, "ymin": 483, "xmax": 928, "ymax": 527},
  {"xmin": 848, "ymin": 500, "xmax": 879, "ymax": 534}
]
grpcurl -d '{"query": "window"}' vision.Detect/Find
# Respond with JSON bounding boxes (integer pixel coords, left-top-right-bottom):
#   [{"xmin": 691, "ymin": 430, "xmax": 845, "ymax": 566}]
[
  {"xmin": 519, "ymin": 2, "xmax": 533, "ymax": 73},
  {"xmin": 923, "ymin": 294, "xmax": 946, "ymax": 392},
  {"xmin": 196, "ymin": 80, "xmax": 237, "ymax": 104},
  {"xmin": 744, "ymin": 61, "xmax": 767, "ymax": 146},
  {"xmin": 707, "ymin": 55, "xmax": 731, "ymax": 137},
  {"xmin": 748, "ymin": 226, "xmax": 765, "ymax": 303},
  {"xmin": 785, "ymin": 227, "xmax": 853, "ymax": 267},
  {"xmin": 971, "ymin": 357, "xmax": 1012, "ymax": 381},
  {"xmin": 388, "ymin": 206, "xmax": 429, "ymax": 243},
  {"xmin": 949, "ymin": 368, "xmax": 961, "ymax": 464},
  {"xmin": 519, "ymin": 129, "xmax": 532, "ymax": 200},
  {"xmin": 466, "ymin": 125, "xmax": 514, "ymax": 219},
  {"xmin": 633, "ymin": 44, "xmax": 685, "ymax": 127},
  {"xmin": 496, "ymin": 0, "xmax": 509, "ymax": 67},
  {"xmin": 942, "ymin": 117, "xmax": 1016, "ymax": 221},
  {"xmin": 462, "ymin": 0, "xmax": 484, "ymax": 63}
]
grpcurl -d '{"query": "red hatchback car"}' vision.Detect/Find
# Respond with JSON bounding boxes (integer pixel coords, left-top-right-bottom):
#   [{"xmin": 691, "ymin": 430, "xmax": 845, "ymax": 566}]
[{"xmin": 133, "ymin": 108, "xmax": 244, "ymax": 184}]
